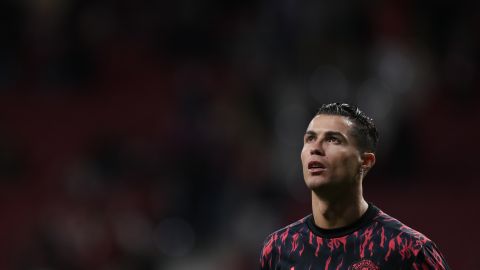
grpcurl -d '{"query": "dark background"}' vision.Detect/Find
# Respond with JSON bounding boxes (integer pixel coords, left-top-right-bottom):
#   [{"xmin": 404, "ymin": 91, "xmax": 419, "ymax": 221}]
[{"xmin": 0, "ymin": 0, "xmax": 479, "ymax": 269}]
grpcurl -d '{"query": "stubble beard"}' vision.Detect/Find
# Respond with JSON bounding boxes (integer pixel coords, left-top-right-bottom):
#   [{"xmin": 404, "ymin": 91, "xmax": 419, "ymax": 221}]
[{"xmin": 305, "ymin": 173, "xmax": 360, "ymax": 201}]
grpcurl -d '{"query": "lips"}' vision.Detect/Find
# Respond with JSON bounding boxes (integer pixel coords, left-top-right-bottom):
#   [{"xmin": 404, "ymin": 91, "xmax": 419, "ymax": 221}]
[
  {"xmin": 308, "ymin": 161, "xmax": 326, "ymax": 174},
  {"xmin": 308, "ymin": 161, "xmax": 325, "ymax": 169}
]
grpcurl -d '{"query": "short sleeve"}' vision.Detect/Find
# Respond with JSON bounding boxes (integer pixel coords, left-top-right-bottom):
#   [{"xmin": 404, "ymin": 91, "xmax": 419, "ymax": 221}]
[
  {"xmin": 259, "ymin": 234, "xmax": 276, "ymax": 270},
  {"xmin": 412, "ymin": 241, "xmax": 450, "ymax": 270}
]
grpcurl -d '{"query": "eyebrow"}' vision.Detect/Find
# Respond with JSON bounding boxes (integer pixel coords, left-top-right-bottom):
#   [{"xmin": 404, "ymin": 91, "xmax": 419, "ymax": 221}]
[{"xmin": 304, "ymin": 130, "xmax": 347, "ymax": 140}]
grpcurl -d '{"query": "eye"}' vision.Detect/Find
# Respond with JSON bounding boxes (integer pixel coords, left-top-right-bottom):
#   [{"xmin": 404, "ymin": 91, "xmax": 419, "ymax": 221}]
[
  {"xmin": 305, "ymin": 135, "xmax": 315, "ymax": 142},
  {"xmin": 326, "ymin": 136, "xmax": 341, "ymax": 144}
]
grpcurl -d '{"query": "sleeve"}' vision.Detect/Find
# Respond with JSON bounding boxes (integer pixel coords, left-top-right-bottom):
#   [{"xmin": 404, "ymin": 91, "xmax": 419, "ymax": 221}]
[
  {"xmin": 412, "ymin": 241, "xmax": 450, "ymax": 270},
  {"xmin": 259, "ymin": 233, "xmax": 277, "ymax": 270}
]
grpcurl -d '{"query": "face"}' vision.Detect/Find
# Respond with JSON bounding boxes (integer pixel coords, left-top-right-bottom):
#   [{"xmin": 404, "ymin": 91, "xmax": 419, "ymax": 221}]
[{"xmin": 301, "ymin": 115, "xmax": 364, "ymax": 191}]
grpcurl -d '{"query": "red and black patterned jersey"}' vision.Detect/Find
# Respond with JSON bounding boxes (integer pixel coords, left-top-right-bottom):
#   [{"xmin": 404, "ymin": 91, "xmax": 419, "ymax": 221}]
[{"xmin": 259, "ymin": 204, "xmax": 450, "ymax": 270}]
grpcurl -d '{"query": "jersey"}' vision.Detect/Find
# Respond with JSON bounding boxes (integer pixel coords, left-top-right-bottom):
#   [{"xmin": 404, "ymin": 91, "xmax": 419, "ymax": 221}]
[{"xmin": 259, "ymin": 204, "xmax": 450, "ymax": 270}]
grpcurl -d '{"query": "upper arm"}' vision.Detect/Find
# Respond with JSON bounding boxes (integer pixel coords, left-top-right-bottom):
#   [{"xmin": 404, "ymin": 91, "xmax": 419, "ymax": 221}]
[
  {"xmin": 259, "ymin": 234, "xmax": 277, "ymax": 270},
  {"xmin": 412, "ymin": 241, "xmax": 450, "ymax": 270}
]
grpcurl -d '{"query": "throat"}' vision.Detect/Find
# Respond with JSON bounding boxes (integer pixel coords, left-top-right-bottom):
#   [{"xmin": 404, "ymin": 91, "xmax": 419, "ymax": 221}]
[{"xmin": 311, "ymin": 193, "xmax": 368, "ymax": 230}]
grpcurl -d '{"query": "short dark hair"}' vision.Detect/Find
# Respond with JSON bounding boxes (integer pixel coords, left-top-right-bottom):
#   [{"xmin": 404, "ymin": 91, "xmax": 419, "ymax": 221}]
[{"xmin": 315, "ymin": 103, "xmax": 379, "ymax": 153}]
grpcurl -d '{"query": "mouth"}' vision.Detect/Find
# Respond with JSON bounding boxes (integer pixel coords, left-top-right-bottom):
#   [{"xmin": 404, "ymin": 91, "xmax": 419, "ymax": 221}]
[{"xmin": 307, "ymin": 161, "xmax": 326, "ymax": 175}]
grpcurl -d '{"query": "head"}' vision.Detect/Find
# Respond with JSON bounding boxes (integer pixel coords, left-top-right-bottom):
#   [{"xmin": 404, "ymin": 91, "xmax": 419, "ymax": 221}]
[{"xmin": 300, "ymin": 103, "xmax": 379, "ymax": 193}]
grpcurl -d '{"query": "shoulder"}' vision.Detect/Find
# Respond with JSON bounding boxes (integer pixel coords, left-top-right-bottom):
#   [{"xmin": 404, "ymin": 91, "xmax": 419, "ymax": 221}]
[
  {"xmin": 371, "ymin": 207, "xmax": 450, "ymax": 268},
  {"xmin": 260, "ymin": 215, "xmax": 310, "ymax": 268},
  {"xmin": 372, "ymin": 208, "xmax": 432, "ymax": 244},
  {"xmin": 262, "ymin": 215, "xmax": 310, "ymax": 247}
]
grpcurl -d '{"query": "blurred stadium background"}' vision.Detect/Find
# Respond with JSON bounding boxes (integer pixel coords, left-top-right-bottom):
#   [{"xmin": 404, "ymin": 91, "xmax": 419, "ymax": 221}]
[{"xmin": 0, "ymin": 0, "xmax": 479, "ymax": 269}]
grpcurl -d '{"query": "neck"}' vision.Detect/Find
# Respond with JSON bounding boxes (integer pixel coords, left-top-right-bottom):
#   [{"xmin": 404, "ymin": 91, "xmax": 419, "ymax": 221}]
[{"xmin": 311, "ymin": 185, "xmax": 368, "ymax": 230}]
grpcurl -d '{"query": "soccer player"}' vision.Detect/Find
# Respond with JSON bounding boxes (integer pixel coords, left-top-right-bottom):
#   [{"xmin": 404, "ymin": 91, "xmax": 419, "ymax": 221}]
[{"xmin": 259, "ymin": 103, "xmax": 450, "ymax": 269}]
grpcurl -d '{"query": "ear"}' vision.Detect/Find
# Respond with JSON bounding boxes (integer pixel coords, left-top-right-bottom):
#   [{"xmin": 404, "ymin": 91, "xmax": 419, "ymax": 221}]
[{"xmin": 360, "ymin": 152, "xmax": 376, "ymax": 174}]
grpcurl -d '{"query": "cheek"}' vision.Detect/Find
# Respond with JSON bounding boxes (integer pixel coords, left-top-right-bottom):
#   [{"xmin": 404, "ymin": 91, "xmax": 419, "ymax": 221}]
[
  {"xmin": 341, "ymin": 155, "xmax": 361, "ymax": 174},
  {"xmin": 331, "ymin": 152, "xmax": 359, "ymax": 172},
  {"xmin": 300, "ymin": 145, "xmax": 308, "ymax": 162}
]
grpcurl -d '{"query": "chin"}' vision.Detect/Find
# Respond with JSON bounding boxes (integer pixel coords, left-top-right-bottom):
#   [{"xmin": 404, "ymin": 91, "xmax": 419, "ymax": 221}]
[{"xmin": 304, "ymin": 176, "xmax": 331, "ymax": 190}]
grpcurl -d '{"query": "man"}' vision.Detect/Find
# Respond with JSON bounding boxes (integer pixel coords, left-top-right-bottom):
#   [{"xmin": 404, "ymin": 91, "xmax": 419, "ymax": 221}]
[{"xmin": 259, "ymin": 103, "xmax": 450, "ymax": 269}]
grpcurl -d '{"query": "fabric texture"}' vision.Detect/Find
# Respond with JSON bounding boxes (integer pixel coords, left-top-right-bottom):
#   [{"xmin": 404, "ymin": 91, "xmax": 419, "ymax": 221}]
[{"xmin": 259, "ymin": 204, "xmax": 450, "ymax": 270}]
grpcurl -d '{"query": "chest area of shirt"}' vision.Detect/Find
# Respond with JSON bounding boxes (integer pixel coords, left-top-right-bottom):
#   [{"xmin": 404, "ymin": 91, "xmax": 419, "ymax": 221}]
[{"xmin": 273, "ymin": 229, "xmax": 421, "ymax": 269}]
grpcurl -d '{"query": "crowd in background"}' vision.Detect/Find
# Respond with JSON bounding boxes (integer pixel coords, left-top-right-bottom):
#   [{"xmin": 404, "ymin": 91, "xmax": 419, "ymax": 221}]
[{"xmin": 1, "ymin": 0, "xmax": 479, "ymax": 269}]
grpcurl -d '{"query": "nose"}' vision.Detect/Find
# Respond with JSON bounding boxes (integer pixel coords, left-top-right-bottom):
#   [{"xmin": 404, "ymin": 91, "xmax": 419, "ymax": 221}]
[{"xmin": 310, "ymin": 141, "xmax": 325, "ymax": 156}]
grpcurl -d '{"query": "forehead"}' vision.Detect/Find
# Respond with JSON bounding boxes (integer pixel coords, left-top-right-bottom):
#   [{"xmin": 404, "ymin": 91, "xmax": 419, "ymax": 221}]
[{"xmin": 306, "ymin": 115, "xmax": 354, "ymax": 134}]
